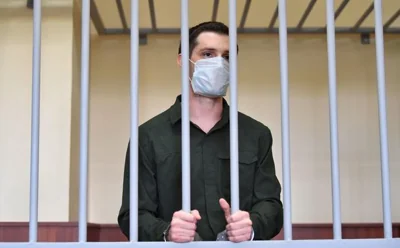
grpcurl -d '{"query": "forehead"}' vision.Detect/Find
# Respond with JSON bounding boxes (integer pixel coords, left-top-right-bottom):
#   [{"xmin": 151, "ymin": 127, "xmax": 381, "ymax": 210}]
[{"xmin": 194, "ymin": 32, "xmax": 229, "ymax": 52}]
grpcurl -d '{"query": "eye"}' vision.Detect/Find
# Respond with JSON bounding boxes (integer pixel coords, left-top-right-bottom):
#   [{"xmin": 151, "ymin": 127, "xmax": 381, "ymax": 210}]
[
  {"xmin": 202, "ymin": 52, "xmax": 213, "ymax": 58},
  {"xmin": 224, "ymin": 55, "xmax": 229, "ymax": 61}
]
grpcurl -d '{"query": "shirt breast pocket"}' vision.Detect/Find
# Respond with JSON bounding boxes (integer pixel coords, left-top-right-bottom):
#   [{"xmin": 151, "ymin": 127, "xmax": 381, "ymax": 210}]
[{"xmin": 217, "ymin": 151, "xmax": 258, "ymax": 205}]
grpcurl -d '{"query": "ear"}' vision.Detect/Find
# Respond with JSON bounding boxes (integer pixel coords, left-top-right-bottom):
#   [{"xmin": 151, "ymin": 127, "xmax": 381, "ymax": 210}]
[{"xmin": 177, "ymin": 54, "xmax": 182, "ymax": 67}]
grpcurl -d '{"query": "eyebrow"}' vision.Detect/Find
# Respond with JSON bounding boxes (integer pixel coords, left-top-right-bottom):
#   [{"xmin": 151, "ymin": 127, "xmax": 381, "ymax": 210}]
[{"xmin": 199, "ymin": 47, "xmax": 229, "ymax": 53}]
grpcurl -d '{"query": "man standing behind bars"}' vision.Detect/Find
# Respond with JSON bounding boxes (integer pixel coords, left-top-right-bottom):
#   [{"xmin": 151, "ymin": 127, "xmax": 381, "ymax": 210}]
[{"xmin": 118, "ymin": 21, "xmax": 283, "ymax": 242}]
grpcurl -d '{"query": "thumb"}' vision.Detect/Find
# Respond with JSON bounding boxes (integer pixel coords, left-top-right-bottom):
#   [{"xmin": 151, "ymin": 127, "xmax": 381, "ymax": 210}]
[
  {"xmin": 191, "ymin": 210, "xmax": 202, "ymax": 220},
  {"xmin": 219, "ymin": 198, "xmax": 231, "ymax": 219}
]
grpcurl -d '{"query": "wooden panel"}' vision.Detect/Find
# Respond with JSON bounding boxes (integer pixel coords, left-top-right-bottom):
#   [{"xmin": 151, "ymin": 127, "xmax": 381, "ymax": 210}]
[
  {"xmin": 273, "ymin": 223, "xmax": 400, "ymax": 240},
  {"xmin": 0, "ymin": 222, "xmax": 79, "ymax": 242},
  {"xmin": 0, "ymin": 222, "xmax": 399, "ymax": 242},
  {"xmin": 96, "ymin": 224, "xmax": 126, "ymax": 242}
]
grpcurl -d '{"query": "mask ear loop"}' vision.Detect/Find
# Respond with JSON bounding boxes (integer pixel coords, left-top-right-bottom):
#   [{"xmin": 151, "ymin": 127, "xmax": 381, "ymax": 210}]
[{"xmin": 188, "ymin": 59, "xmax": 196, "ymax": 82}]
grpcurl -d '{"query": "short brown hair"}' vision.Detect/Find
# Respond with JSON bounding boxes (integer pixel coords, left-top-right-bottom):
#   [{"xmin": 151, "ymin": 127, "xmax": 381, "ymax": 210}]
[{"xmin": 178, "ymin": 21, "xmax": 239, "ymax": 56}]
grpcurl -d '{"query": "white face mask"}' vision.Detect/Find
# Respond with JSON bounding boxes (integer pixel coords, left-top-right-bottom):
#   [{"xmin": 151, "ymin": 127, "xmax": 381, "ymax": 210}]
[{"xmin": 190, "ymin": 56, "xmax": 230, "ymax": 98}]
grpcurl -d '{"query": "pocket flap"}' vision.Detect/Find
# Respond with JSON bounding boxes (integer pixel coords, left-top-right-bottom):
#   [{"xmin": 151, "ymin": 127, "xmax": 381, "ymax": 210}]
[{"xmin": 217, "ymin": 151, "xmax": 258, "ymax": 165}]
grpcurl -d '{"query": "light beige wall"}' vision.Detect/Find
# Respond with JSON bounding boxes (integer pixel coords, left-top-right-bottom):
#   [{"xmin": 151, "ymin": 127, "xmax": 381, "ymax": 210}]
[
  {"xmin": 88, "ymin": 34, "xmax": 400, "ymax": 224},
  {"xmin": 0, "ymin": 6, "xmax": 74, "ymax": 221},
  {"xmin": 1, "ymin": 5, "xmax": 399, "ymax": 224}
]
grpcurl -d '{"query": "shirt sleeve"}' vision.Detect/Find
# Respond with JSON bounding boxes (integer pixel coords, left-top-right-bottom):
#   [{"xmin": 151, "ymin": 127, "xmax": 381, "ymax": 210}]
[
  {"xmin": 117, "ymin": 140, "xmax": 170, "ymax": 241},
  {"xmin": 249, "ymin": 128, "xmax": 284, "ymax": 240}
]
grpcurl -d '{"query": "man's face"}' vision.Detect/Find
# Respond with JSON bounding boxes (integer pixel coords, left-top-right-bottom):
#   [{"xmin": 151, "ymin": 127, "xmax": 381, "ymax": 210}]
[
  {"xmin": 179, "ymin": 31, "xmax": 230, "ymax": 78},
  {"xmin": 190, "ymin": 31, "xmax": 230, "ymax": 62}
]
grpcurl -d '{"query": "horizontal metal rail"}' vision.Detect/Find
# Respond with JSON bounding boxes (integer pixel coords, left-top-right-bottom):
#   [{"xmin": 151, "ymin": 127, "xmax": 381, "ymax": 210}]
[
  {"xmin": 103, "ymin": 27, "xmax": 400, "ymax": 35},
  {"xmin": 0, "ymin": 239, "xmax": 400, "ymax": 248}
]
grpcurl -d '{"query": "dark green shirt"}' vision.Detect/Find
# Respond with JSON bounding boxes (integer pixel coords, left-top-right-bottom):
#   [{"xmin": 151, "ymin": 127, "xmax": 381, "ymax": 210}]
[{"xmin": 118, "ymin": 95, "xmax": 283, "ymax": 241}]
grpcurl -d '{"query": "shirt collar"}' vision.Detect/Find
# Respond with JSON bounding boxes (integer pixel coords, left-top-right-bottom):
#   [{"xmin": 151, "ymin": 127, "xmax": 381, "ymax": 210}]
[{"xmin": 169, "ymin": 95, "xmax": 230, "ymax": 126}]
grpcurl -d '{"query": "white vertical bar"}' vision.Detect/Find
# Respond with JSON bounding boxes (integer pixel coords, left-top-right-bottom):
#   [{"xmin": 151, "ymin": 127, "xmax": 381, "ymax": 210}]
[
  {"xmin": 78, "ymin": 0, "xmax": 91, "ymax": 242},
  {"xmin": 29, "ymin": 0, "xmax": 42, "ymax": 243},
  {"xmin": 180, "ymin": 0, "xmax": 191, "ymax": 213},
  {"xmin": 374, "ymin": 0, "xmax": 393, "ymax": 239},
  {"xmin": 278, "ymin": 0, "xmax": 292, "ymax": 240},
  {"xmin": 326, "ymin": 0, "xmax": 342, "ymax": 240},
  {"xmin": 129, "ymin": 0, "xmax": 140, "ymax": 242},
  {"xmin": 228, "ymin": 0, "xmax": 239, "ymax": 214}
]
